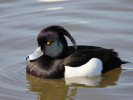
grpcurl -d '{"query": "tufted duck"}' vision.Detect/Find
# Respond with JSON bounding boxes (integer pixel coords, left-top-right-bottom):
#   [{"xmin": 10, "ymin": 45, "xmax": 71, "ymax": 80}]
[{"xmin": 26, "ymin": 26, "xmax": 127, "ymax": 79}]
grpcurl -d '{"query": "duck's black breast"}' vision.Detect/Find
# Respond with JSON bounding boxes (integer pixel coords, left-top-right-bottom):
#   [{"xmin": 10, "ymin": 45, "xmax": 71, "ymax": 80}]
[
  {"xmin": 26, "ymin": 55, "xmax": 65, "ymax": 79},
  {"xmin": 64, "ymin": 45, "xmax": 124, "ymax": 73}
]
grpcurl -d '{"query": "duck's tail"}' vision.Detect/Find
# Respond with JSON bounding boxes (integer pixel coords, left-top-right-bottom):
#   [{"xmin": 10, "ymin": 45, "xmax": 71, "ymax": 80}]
[
  {"xmin": 102, "ymin": 49, "xmax": 128, "ymax": 73},
  {"xmin": 121, "ymin": 60, "xmax": 129, "ymax": 64}
]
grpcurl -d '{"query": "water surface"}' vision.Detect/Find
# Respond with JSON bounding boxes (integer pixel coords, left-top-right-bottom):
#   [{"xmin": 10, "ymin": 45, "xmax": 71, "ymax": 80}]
[{"xmin": 0, "ymin": 0, "xmax": 133, "ymax": 100}]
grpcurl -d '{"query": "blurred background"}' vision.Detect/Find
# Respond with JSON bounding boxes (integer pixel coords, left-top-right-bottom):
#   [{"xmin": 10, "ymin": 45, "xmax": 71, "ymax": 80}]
[{"xmin": 0, "ymin": 0, "xmax": 133, "ymax": 100}]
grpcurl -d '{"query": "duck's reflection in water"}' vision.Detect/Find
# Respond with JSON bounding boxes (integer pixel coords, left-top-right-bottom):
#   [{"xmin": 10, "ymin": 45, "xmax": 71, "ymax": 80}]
[{"xmin": 26, "ymin": 68, "xmax": 121, "ymax": 100}]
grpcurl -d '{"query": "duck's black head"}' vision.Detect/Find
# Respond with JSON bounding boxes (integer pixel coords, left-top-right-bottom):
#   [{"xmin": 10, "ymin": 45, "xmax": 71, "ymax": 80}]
[{"xmin": 37, "ymin": 25, "xmax": 77, "ymax": 58}]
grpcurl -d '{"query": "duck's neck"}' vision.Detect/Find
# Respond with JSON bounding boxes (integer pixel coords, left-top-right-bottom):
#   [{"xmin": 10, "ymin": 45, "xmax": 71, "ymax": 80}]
[
  {"xmin": 58, "ymin": 45, "xmax": 68, "ymax": 59},
  {"xmin": 56, "ymin": 37, "xmax": 68, "ymax": 59}
]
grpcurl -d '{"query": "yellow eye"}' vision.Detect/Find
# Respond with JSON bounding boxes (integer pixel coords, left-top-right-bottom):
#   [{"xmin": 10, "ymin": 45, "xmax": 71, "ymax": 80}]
[{"xmin": 47, "ymin": 41, "xmax": 50, "ymax": 45}]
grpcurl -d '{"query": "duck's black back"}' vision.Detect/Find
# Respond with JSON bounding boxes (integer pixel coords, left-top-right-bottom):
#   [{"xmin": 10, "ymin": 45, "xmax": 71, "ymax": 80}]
[{"xmin": 65, "ymin": 45, "xmax": 125, "ymax": 73}]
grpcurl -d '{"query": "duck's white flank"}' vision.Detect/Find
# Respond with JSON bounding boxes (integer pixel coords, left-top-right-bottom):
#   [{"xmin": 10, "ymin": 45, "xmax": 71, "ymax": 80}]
[{"xmin": 64, "ymin": 58, "xmax": 103, "ymax": 78}]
